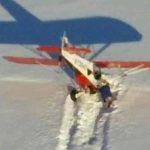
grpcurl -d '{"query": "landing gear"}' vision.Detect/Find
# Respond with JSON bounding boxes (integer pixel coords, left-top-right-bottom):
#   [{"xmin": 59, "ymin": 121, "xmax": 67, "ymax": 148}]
[
  {"xmin": 69, "ymin": 85, "xmax": 97, "ymax": 102},
  {"xmin": 70, "ymin": 89, "xmax": 79, "ymax": 102}
]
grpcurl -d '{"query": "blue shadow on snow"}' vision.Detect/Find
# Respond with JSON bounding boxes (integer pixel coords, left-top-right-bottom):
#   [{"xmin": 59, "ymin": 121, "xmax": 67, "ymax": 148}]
[{"xmin": 0, "ymin": 0, "xmax": 142, "ymax": 45}]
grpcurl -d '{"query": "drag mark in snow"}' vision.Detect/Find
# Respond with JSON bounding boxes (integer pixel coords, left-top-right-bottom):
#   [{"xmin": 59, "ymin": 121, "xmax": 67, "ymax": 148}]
[
  {"xmin": 99, "ymin": 113, "xmax": 111, "ymax": 150},
  {"xmin": 56, "ymin": 95, "xmax": 77, "ymax": 150},
  {"xmin": 56, "ymin": 93, "xmax": 103, "ymax": 150},
  {"xmin": 90, "ymin": 109, "xmax": 113, "ymax": 150},
  {"xmin": 73, "ymin": 93, "xmax": 102, "ymax": 145},
  {"xmin": 56, "ymin": 75, "xmax": 125, "ymax": 150}
]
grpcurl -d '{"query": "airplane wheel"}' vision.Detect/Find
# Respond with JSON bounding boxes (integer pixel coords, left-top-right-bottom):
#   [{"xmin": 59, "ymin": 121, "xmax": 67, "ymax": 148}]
[{"xmin": 70, "ymin": 89, "xmax": 78, "ymax": 102}]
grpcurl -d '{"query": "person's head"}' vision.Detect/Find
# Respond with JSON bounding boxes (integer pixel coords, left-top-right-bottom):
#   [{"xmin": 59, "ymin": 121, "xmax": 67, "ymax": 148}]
[
  {"xmin": 93, "ymin": 65, "xmax": 101, "ymax": 80},
  {"xmin": 94, "ymin": 71, "xmax": 101, "ymax": 80}
]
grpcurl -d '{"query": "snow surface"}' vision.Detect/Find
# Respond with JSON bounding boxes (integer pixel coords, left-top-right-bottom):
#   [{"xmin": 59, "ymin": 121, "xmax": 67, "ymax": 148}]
[{"xmin": 0, "ymin": 0, "xmax": 150, "ymax": 150}]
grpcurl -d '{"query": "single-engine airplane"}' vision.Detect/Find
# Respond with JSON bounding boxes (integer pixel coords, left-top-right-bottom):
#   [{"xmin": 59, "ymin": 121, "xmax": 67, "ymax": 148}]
[{"xmin": 3, "ymin": 34, "xmax": 150, "ymax": 102}]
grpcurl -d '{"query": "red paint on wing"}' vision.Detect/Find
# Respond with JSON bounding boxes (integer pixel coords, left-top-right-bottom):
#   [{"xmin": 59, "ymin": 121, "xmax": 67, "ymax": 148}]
[
  {"xmin": 94, "ymin": 61, "xmax": 150, "ymax": 68},
  {"xmin": 37, "ymin": 46, "xmax": 91, "ymax": 54},
  {"xmin": 65, "ymin": 47, "xmax": 91, "ymax": 54},
  {"xmin": 3, "ymin": 56, "xmax": 59, "ymax": 65},
  {"xmin": 37, "ymin": 46, "xmax": 60, "ymax": 53}
]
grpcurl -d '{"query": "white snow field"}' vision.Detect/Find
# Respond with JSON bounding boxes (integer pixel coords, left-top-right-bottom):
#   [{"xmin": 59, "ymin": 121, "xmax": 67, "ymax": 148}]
[{"xmin": 0, "ymin": 0, "xmax": 150, "ymax": 150}]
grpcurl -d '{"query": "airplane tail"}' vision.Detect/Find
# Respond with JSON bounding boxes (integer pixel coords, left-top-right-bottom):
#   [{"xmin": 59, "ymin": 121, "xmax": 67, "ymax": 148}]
[
  {"xmin": 61, "ymin": 32, "xmax": 69, "ymax": 50},
  {"xmin": 61, "ymin": 33, "xmax": 91, "ymax": 55}
]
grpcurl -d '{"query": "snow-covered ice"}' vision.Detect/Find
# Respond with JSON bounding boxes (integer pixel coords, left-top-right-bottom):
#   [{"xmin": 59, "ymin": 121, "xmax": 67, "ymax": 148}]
[{"xmin": 0, "ymin": 0, "xmax": 150, "ymax": 150}]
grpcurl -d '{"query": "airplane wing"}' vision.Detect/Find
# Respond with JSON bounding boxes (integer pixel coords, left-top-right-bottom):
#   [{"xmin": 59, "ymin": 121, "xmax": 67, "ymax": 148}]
[
  {"xmin": 66, "ymin": 47, "xmax": 91, "ymax": 54},
  {"xmin": 37, "ymin": 46, "xmax": 60, "ymax": 53},
  {"xmin": 3, "ymin": 56, "xmax": 60, "ymax": 65},
  {"xmin": 37, "ymin": 46, "xmax": 91, "ymax": 54},
  {"xmin": 93, "ymin": 60, "xmax": 150, "ymax": 68}
]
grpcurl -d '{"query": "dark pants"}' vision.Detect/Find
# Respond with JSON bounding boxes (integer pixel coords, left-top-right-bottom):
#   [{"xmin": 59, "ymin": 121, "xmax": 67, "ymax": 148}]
[{"xmin": 99, "ymin": 85, "xmax": 112, "ymax": 102}]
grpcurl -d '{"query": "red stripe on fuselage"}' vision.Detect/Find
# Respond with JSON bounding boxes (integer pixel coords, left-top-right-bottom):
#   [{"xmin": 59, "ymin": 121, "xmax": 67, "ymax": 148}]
[{"xmin": 75, "ymin": 73, "xmax": 88, "ymax": 89}]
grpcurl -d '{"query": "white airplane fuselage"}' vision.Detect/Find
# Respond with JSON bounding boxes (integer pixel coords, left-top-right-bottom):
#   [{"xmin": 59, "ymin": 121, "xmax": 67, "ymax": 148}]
[{"xmin": 61, "ymin": 47, "xmax": 99, "ymax": 88}]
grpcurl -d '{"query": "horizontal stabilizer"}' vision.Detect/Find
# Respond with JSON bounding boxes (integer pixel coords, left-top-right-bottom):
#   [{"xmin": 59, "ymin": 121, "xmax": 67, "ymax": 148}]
[
  {"xmin": 94, "ymin": 61, "xmax": 150, "ymax": 68},
  {"xmin": 3, "ymin": 56, "xmax": 59, "ymax": 65}
]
